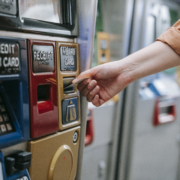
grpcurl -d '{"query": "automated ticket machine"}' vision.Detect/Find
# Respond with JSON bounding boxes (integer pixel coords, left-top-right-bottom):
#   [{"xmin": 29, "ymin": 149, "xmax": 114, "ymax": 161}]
[{"xmin": 0, "ymin": 0, "xmax": 97, "ymax": 180}]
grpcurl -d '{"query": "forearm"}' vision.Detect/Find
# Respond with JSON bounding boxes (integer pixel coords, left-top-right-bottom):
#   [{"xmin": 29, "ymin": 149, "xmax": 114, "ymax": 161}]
[{"xmin": 120, "ymin": 41, "xmax": 180, "ymax": 83}]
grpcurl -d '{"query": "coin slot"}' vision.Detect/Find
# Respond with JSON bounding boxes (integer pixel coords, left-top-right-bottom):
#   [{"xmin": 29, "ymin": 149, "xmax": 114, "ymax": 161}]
[
  {"xmin": 63, "ymin": 77, "xmax": 75, "ymax": 94},
  {"xmin": 37, "ymin": 85, "xmax": 53, "ymax": 114}
]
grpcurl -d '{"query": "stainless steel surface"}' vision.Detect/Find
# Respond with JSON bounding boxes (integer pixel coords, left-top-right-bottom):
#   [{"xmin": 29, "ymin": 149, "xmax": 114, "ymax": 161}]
[
  {"xmin": 0, "ymin": 31, "xmax": 74, "ymax": 42},
  {"xmin": 0, "ymin": 162, "xmax": 3, "ymax": 180},
  {"xmin": 1, "ymin": 142, "xmax": 28, "ymax": 156},
  {"xmin": 116, "ymin": 1, "xmax": 180, "ymax": 180},
  {"xmin": 75, "ymin": 0, "xmax": 98, "ymax": 179},
  {"xmin": 0, "ymin": 0, "xmax": 17, "ymax": 15},
  {"xmin": 85, "ymin": 103, "xmax": 116, "ymax": 152},
  {"xmin": 100, "ymin": 1, "xmax": 135, "ymax": 180},
  {"xmin": 101, "ymin": 0, "xmax": 135, "ymax": 60},
  {"xmin": 19, "ymin": 0, "xmax": 63, "ymax": 24},
  {"xmin": 81, "ymin": 0, "xmax": 135, "ymax": 180},
  {"xmin": 129, "ymin": 98, "xmax": 180, "ymax": 180},
  {"xmin": 81, "ymin": 145, "xmax": 111, "ymax": 180},
  {"xmin": 0, "ymin": 0, "xmax": 77, "ymax": 36}
]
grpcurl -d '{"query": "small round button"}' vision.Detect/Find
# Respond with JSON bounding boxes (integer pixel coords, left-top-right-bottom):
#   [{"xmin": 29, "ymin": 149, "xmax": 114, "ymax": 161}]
[{"xmin": 73, "ymin": 131, "xmax": 78, "ymax": 143}]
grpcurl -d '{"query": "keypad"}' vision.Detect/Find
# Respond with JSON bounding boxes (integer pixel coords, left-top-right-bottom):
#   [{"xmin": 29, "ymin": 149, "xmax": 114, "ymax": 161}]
[
  {"xmin": 16, "ymin": 176, "xmax": 29, "ymax": 180},
  {"xmin": 0, "ymin": 94, "xmax": 14, "ymax": 136}
]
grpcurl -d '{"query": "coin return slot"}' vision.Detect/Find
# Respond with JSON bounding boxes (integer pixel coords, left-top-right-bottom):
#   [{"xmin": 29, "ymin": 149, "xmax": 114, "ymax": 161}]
[
  {"xmin": 63, "ymin": 77, "xmax": 75, "ymax": 94},
  {"xmin": 37, "ymin": 85, "xmax": 53, "ymax": 114}
]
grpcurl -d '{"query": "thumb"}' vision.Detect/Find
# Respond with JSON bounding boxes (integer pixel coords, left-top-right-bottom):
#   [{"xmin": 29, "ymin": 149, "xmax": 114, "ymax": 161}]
[{"xmin": 72, "ymin": 68, "xmax": 95, "ymax": 83}]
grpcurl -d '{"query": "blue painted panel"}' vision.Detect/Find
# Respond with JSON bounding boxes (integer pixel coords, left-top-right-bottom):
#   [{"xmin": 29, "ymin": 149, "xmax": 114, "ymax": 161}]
[
  {"xmin": 7, "ymin": 170, "xmax": 30, "ymax": 180},
  {"xmin": 0, "ymin": 37, "xmax": 30, "ymax": 148}
]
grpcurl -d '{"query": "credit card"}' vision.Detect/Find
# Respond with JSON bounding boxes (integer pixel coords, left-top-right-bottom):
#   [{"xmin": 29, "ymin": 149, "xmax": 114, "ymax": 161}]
[{"xmin": 64, "ymin": 77, "xmax": 91, "ymax": 90}]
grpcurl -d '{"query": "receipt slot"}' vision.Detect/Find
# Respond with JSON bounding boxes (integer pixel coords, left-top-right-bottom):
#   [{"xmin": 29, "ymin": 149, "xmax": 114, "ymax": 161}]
[
  {"xmin": 29, "ymin": 126, "xmax": 80, "ymax": 180},
  {"xmin": 28, "ymin": 39, "xmax": 58, "ymax": 138},
  {"xmin": 56, "ymin": 42, "xmax": 80, "ymax": 131},
  {"xmin": 0, "ymin": 37, "xmax": 29, "ymax": 148}
]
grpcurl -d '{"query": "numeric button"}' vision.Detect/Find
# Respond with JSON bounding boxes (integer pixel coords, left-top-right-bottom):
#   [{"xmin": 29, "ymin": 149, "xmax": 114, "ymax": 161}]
[{"xmin": 0, "ymin": 115, "xmax": 3, "ymax": 122}]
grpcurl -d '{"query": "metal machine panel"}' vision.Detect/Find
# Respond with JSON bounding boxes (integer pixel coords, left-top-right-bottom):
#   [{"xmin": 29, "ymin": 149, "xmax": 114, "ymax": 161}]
[
  {"xmin": 75, "ymin": 0, "xmax": 98, "ymax": 178},
  {"xmin": 0, "ymin": 0, "xmax": 98, "ymax": 179},
  {"xmin": 81, "ymin": 145, "xmax": 111, "ymax": 180},
  {"xmin": 56, "ymin": 42, "xmax": 80, "ymax": 131},
  {"xmin": 115, "ymin": 1, "xmax": 180, "ymax": 180},
  {"xmin": 29, "ymin": 126, "xmax": 80, "ymax": 180},
  {"xmin": 129, "ymin": 98, "xmax": 180, "ymax": 180},
  {"xmin": 85, "ymin": 104, "xmax": 115, "ymax": 150},
  {"xmin": 0, "ymin": 0, "xmax": 78, "ymax": 36},
  {"xmin": 28, "ymin": 39, "xmax": 58, "ymax": 138},
  {"xmin": 0, "ymin": 37, "xmax": 30, "ymax": 149}
]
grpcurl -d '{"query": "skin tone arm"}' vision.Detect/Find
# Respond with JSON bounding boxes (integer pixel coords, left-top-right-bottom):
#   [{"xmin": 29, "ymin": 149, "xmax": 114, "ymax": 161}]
[{"xmin": 73, "ymin": 41, "xmax": 180, "ymax": 107}]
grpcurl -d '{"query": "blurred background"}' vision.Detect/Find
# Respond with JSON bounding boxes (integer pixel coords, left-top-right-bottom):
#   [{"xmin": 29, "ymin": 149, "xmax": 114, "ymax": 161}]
[{"xmin": 81, "ymin": 0, "xmax": 180, "ymax": 180}]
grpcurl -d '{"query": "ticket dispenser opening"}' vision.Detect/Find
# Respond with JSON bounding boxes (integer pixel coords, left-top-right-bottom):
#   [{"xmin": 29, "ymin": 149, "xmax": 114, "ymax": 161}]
[
  {"xmin": 37, "ymin": 84, "xmax": 53, "ymax": 114},
  {"xmin": 0, "ymin": 37, "xmax": 30, "ymax": 149},
  {"xmin": 28, "ymin": 40, "xmax": 58, "ymax": 138},
  {"xmin": 63, "ymin": 77, "xmax": 75, "ymax": 94}
]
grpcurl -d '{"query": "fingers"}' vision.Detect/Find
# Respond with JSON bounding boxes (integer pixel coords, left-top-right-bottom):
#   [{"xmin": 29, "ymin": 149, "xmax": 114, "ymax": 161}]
[
  {"xmin": 80, "ymin": 80, "xmax": 97, "ymax": 97},
  {"xmin": 72, "ymin": 70, "xmax": 92, "ymax": 84},
  {"xmin": 91, "ymin": 94, "xmax": 105, "ymax": 107},
  {"xmin": 77, "ymin": 78, "xmax": 91, "ymax": 91},
  {"xmin": 87, "ymin": 85, "xmax": 99, "ymax": 102}
]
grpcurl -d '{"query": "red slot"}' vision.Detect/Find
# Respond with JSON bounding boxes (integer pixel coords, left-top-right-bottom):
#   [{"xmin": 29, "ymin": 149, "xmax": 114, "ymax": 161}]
[
  {"xmin": 38, "ymin": 101, "xmax": 53, "ymax": 114},
  {"xmin": 154, "ymin": 98, "xmax": 176, "ymax": 126},
  {"xmin": 28, "ymin": 40, "xmax": 58, "ymax": 138},
  {"xmin": 85, "ymin": 109, "xmax": 94, "ymax": 146}
]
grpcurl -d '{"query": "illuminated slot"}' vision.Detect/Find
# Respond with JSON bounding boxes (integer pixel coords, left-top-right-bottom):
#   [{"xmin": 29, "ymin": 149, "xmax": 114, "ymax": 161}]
[
  {"xmin": 37, "ymin": 85, "xmax": 53, "ymax": 114},
  {"xmin": 63, "ymin": 77, "xmax": 75, "ymax": 94}
]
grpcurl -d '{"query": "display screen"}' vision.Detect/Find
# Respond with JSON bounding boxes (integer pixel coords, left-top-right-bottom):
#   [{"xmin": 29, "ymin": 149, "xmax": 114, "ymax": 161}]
[{"xmin": 20, "ymin": 0, "xmax": 62, "ymax": 24}]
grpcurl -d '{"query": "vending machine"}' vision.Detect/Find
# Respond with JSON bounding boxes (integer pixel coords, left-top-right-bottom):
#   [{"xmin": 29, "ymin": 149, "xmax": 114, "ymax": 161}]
[
  {"xmin": 115, "ymin": 1, "xmax": 180, "ymax": 180},
  {"xmin": 0, "ymin": 0, "xmax": 97, "ymax": 180}
]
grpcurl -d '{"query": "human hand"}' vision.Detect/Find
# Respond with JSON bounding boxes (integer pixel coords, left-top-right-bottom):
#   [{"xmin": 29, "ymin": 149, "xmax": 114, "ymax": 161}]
[{"xmin": 73, "ymin": 61, "xmax": 131, "ymax": 107}]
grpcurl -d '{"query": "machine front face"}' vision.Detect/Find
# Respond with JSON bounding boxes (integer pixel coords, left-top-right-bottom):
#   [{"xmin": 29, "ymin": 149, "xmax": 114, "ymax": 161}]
[{"xmin": 0, "ymin": 0, "xmax": 98, "ymax": 179}]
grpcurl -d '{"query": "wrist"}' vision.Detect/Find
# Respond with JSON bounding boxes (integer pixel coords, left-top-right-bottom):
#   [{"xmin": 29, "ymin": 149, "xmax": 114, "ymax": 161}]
[{"xmin": 117, "ymin": 58, "xmax": 137, "ymax": 85}]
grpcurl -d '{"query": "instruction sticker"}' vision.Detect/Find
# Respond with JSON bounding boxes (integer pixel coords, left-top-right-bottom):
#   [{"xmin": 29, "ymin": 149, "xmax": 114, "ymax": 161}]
[
  {"xmin": 0, "ymin": 43, "xmax": 20, "ymax": 75},
  {"xmin": 32, "ymin": 45, "xmax": 54, "ymax": 73},
  {"xmin": 60, "ymin": 46, "xmax": 77, "ymax": 71}
]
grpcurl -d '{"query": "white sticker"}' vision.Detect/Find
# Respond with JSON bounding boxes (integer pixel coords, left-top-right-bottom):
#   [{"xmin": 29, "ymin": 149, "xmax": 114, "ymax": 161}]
[
  {"xmin": 6, "ymin": 123, "xmax": 12, "ymax": 131},
  {"xmin": 0, "ymin": 124, "xmax": 6, "ymax": 132}
]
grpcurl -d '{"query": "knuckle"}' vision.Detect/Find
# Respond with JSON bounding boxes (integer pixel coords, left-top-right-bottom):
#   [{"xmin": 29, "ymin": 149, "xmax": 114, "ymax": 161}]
[
  {"xmin": 86, "ymin": 97, "xmax": 91, "ymax": 102},
  {"xmin": 89, "ymin": 91, "xmax": 94, "ymax": 96}
]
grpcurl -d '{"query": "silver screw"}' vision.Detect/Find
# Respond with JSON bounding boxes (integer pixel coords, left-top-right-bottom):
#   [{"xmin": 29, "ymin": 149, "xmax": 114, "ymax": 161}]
[{"xmin": 73, "ymin": 131, "xmax": 78, "ymax": 143}]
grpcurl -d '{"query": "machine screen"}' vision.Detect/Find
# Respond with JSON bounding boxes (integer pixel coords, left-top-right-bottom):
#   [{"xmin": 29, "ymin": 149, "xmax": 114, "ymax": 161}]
[{"xmin": 20, "ymin": 0, "xmax": 62, "ymax": 24}]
